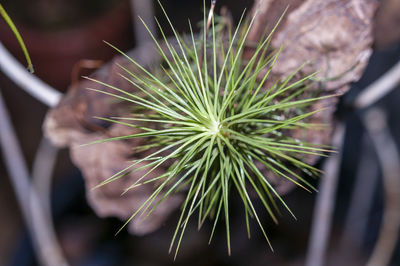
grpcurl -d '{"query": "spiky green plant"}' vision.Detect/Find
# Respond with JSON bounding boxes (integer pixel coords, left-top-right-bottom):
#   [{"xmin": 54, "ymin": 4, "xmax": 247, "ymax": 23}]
[
  {"xmin": 0, "ymin": 4, "xmax": 33, "ymax": 73},
  {"xmin": 87, "ymin": 0, "xmax": 333, "ymax": 258}
]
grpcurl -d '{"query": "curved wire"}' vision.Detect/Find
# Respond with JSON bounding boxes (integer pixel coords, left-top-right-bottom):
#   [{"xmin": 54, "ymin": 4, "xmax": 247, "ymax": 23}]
[{"xmin": 0, "ymin": 42, "xmax": 61, "ymax": 107}]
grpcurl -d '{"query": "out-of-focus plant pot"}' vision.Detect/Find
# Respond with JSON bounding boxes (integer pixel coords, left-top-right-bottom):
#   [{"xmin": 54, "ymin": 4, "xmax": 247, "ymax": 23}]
[{"xmin": 0, "ymin": 1, "xmax": 133, "ymax": 91}]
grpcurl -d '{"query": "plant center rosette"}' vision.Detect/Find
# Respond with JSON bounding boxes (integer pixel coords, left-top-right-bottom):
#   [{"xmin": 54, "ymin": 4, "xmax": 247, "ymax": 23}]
[{"xmin": 86, "ymin": 2, "xmax": 334, "ymax": 257}]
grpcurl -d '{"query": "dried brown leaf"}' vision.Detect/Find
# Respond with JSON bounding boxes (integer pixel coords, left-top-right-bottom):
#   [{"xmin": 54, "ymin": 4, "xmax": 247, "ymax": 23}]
[{"xmin": 44, "ymin": 0, "xmax": 378, "ymax": 235}]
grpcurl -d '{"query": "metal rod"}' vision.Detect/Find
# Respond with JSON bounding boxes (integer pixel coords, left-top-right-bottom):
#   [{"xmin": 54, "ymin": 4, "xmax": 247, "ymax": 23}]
[
  {"xmin": 364, "ymin": 108, "xmax": 400, "ymax": 266},
  {"xmin": 355, "ymin": 60, "xmax": 400, "ymax": 109},
  {"xmin": 305, "ymin": 122, "xmax": 346, "ymax": 266},
  {"xmin": 0, "ymin": 42, "xmax": 61, "ymax": 107},
  {"xmin": 130, "ymin": 0, "xmax": 156, "ymax": 46},
  {"xmin": 0, "ymin": 90, "xmax": 68, "ymax": 266}
]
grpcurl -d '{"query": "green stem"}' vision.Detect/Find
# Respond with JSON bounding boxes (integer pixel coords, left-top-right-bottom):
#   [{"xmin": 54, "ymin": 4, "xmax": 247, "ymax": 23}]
[{"xmin": 0, "ymin": 4, "xmax": 34, "ymax": 73}]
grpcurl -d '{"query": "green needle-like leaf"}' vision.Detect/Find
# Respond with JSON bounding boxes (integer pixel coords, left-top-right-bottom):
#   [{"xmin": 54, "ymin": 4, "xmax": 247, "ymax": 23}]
[{"xmin": 0, "ymin": 4, "xmax": 33, "ymax": 73}]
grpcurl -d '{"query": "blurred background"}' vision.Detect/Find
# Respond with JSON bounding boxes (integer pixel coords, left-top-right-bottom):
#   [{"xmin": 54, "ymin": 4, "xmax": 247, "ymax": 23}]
[{"xmin": 1, "ymin": 0, "xmax": 400, "ymax": 265}]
